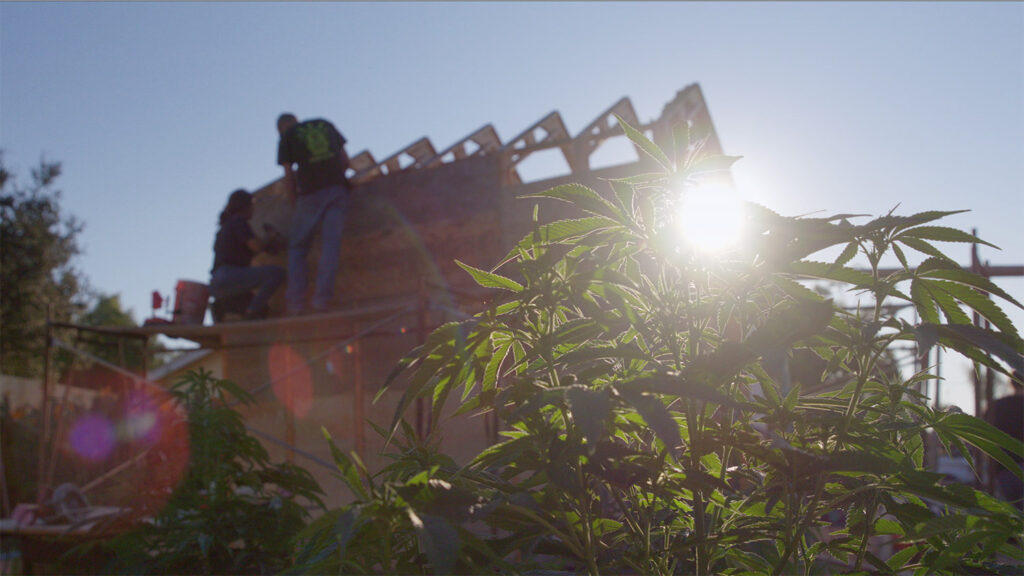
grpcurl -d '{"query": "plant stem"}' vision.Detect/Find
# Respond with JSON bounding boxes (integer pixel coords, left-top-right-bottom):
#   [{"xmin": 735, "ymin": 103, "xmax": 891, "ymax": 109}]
[
  {"xmin": 853, "ymin": 494, "xmax": 879, "ymax": 571},
  {"xmin": 576, "ymin": 462, "xmax": 600, "ymax": 576},
  {"xmin": 771, "ymin": 473, "xmax": 827, "ymax": 576}
]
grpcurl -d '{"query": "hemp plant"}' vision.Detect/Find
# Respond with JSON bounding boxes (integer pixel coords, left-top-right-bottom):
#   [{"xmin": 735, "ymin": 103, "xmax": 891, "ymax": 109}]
[{"xmin": 295, "ymin": 118, "xmax": 1023, "ymax": 575}]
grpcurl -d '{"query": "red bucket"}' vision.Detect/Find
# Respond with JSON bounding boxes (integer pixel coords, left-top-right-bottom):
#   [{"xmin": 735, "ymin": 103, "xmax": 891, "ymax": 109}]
[{"xmin": 173, "ymin": 280, "xmax": 210, "ymax": 325}]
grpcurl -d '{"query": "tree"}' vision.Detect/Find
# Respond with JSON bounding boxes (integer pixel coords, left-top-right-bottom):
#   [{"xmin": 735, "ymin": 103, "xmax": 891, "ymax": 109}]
[
  {"xmin": 75, "ymin": 293, "xmax": 148, "ymax": 371},
  {"xmin": 0, "ymin": 153, "xmax": 87, "ymax": 377}
]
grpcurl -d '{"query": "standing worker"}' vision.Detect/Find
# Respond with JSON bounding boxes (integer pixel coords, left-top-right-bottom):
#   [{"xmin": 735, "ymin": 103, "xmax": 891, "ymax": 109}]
[
  {"xmin": 209, "ymin": 189, "xmax": 286, "ymax": 321},
  {"xmin": 276, "ymin": 113, "xmax": 351, "ymax": 316}
]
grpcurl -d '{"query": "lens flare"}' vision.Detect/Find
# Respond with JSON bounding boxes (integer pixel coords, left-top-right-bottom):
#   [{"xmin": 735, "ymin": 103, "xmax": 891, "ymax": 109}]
[
  {"xmin": 138, "ymin": 407, "xmax": 190, "ymax": 512},
  {"xmin": 69, "ymin": 384, "xmax": 188, "ymax": 515},
  {"xmin": 269, "ymin": 343, "xmax": 313, "ymax": 419},
  {"xmin": 122, "ymin": 389, "xmax": 163, "ymax": 444},
  {"xmin": 674, "ymin": 185, "xmax": 745, "ymax": 254},
  {"xmin": 327, "ymin": 348, "xmax": 347, "ymax": 378},
  {"xmin": 70, "ymin": 414, "xmax": 116, "ymax": 461}
]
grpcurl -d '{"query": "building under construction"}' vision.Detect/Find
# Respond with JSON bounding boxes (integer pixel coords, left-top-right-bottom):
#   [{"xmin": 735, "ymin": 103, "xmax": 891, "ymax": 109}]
[{"xmin": 30, "ymin": 84, "xmax": 726, "ymax": 511}]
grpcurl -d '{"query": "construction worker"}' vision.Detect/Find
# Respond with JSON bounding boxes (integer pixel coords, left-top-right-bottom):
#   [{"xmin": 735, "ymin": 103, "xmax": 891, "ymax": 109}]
[
  {"xmin": 209, "ymin": 189, "xmax": 285, "ymax": 321},
  {"xmin": 276, "ymin": 113, "xmax": 351, "ymax": 316}
]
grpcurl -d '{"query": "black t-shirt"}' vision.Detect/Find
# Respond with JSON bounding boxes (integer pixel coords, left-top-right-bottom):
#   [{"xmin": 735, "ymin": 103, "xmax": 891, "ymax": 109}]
[
  {"xmin": 212, "ymin": 215, "xmax": 255, "ymax": 271},
  {"xmin": 277, "ymin": 118, "xmax": 349, "ymax": 195}
]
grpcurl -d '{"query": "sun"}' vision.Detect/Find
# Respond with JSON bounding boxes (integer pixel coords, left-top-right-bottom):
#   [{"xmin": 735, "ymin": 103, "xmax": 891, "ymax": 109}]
[{"xmin": 673, "ymin": 184, "xmax": 746, "ymax": 255}]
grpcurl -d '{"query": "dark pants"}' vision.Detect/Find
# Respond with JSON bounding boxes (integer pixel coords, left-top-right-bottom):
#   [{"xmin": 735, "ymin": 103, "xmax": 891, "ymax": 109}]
[{"xmin": 210, "ymin": 265, "xmax": 285, "ymax": 315}]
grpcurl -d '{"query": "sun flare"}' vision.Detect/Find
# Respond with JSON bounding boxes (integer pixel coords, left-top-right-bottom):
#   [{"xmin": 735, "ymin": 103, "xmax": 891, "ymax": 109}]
[{"xmin": 673, "ymin": 186, "xmax": 745, "ymax": 254}]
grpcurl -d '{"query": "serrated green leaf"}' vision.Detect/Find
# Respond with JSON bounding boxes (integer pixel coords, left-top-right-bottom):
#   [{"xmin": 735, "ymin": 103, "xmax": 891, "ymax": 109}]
[
  {"xmin": 618, "ymin": 371, "xmax": 740, "ymax": 407},
  {"xmin": 482, "ymin": 341, "xmax": 510, "ymax": 394},
  {"xmin": 457, "ymin": 260, "xmax": 523, "ymax": 292},
  {"xmin": 616, "ymin": 388, "xmax": 682, "ymax": 458},
  {"xmin": 608, "ymin": 171, "xmax": 670, "ymax": 186},
  {"xmin": 926, "ymin": 280, "xmax": 974, "ymax": 325},
  {"xmin": 387, "ymin": 355, "xmax": 449, "ymax": 440},
  {"xmin": 413, "ymin": 513, "xmax": 461, "ymax": 575},
  {"xmin": 831, "ymin": 241, "xmax": 860, "ymax": 272},
  {"xmin": 782, "ymin": 383, "xmax": 800, "ymax": 412},
  {"xmin": 911, "ymin": 279, "xmax": 941, "ymax": 324},
  {"xmin": 874, "ymin": 517, "xmax": 906, "ymax": 537},
  {"xmin": 930, "ymin": 528, "xmax": 992, "ymax": 573},
  {"xmin": 918, "ymin": 267, "xmax": 1023, "ymax": 310},
  {"xmin": 548, "ymin": 318, "xmax": 604, "ymax": 349},
  {"xmin": 565, "ymin": 386, "xmax": 611, "ymax": 452},
  {"xmin": 938, "ymin": 413, "xmax": 1024, "ymax": 480},
  {"xmin": 886, "ymin": 544, "xmax": 919, "ymax": 571},
  {"xmin": 616, "ymin": 114, "xmax": 673, "ymax": 172},
  {"xmin": 900, "ymin": 225, "xmax": 999, "ymax": 249},
  {"xmin": 683, "ymin": 154, "xmax": 742, "ymax": 175},
  {"xmin": 769, "ymin": 276, "xmax": 826, "ymax": 302},
  {"xmin": 745, "ymin": 298, "xmax": 836, "ymax": 353},
  {"xmin": 826, "ymin": 450, "xmax": 905, "ymax": 475},
  {"xmin": 606, "ymin": 178, "xmax": 635, "ymax": 216},
  {"xmin": 892, "ymin": 241, "xmax": 910, "ymax": 269},
  {"xmin": 898, "ymin": 236, "xmax": 954, "ymax": 262},
  {"xmin": 788, "ymin": 260, "xmax": 876, "ymax": 287},
  {"xmin": 907, "ymin": 209, "xmax": 970, "ymax": 225},
  {"xmin": 928, "ymin": 279, "xmax": 1019, "ymax": 337},
  {"xmin": 521, "ymin": 182, "xmax": 623, "ymax": 221},
  {"xmin": 520, "ymin": 217, "xmax": 617, "ymax": 249},
  {"xmin": 932, "ymin": 323, "xmax": 1023, "ymax": 371},
  {"xmin": 322, "ymin": 429, "xmax": 368, "ymax": 500},
  {"xmin": 756, "ymin": 374, "xmax": 782, "ymax": 409}
]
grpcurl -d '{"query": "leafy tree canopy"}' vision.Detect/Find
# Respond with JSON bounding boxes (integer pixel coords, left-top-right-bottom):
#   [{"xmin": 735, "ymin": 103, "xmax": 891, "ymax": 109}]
[
  {"xmin": 0, "ymin": 152, "xmax": 87, "ymax": 377},
  {"xmin": 73, "ymin": 293, "xmax": 149, "ymax": 371}
]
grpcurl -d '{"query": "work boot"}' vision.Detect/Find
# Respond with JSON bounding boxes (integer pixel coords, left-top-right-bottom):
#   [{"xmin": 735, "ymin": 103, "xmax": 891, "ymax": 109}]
[
  {"xmin": 244, "ymin": 305, "xmax": 269, "ymax": 321},
  {"xmin": 213, "ymin": 293, "xmax": 254, "ymax": 323}
]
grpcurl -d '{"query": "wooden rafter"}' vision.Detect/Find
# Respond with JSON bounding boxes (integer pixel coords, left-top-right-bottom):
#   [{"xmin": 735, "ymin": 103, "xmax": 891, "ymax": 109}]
[
  {"xmin": 348, "ymin": 150, "xmax": 380, "ymax": 184},
  {"xmin": 571, "ymin": 97, "xmax": 641, "ymax": 172},
  {"xmin": 424, "ymin": 124, "xmax": 502, "ymax": 168},
  {"xmin": 499, "ymin": 111, "xmax": 572, "ymax": 184},
  {"xmin": 378, "ymin": 137, "xmax": 437, "ymax": 176}
]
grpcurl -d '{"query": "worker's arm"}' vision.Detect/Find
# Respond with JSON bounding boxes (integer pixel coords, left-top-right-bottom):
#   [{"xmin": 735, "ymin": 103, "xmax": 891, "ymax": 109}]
[
  {"xmin": 338, "ymin": 147, "xmax": 350, "ymax": 173},
  {"xmin": 331, "ymin": 122, "xmax": 351, "ymax": 181},
  {"xmin": 245, "ymin": 227, "xmax": 284, "ymax": 255},
  {"xmin": 246, "ymin": 237, "xmax": 266, "ymax": 254},
  {"xmin": 280, "ymin": 163, "xmax": 297, "ymax": 205}
]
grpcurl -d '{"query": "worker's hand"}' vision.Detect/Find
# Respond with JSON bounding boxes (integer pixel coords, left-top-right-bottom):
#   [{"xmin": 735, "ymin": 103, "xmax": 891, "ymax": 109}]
[{"xmin": 262, "ymin": 224, "xmax": 286, "ymax": 254}]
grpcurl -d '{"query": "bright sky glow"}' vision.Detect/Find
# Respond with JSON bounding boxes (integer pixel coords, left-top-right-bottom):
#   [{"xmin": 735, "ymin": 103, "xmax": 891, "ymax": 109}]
[
  {"xmin": 2, "ymin": 2, "xmax": 1022, "ymax": 414},
  {"xmin": 674, "ymin": 185, "xmax": 746, "ymax": 255}
]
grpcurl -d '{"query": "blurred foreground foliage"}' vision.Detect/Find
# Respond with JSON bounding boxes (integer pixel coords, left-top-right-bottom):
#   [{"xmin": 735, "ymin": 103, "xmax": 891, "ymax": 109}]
[{"xmin": 292, "ymin": 118, "xmax": 1023, "ymax": 575}]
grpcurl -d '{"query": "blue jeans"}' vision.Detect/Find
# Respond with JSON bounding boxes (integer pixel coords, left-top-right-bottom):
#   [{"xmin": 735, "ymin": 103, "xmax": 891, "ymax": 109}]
[
  {"xmin": 210, "ymin": 265, "xmax": 286, "ymax": 313},
  {"xmin": 287, "ymin": 185, "xmax": 348, "ymax": 314}
]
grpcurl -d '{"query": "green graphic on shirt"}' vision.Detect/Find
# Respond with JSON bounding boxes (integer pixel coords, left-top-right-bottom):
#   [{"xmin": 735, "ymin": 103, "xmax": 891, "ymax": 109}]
[{"xmin": 297, "ymin": 123, "xmax": 334, "ymax": 163}]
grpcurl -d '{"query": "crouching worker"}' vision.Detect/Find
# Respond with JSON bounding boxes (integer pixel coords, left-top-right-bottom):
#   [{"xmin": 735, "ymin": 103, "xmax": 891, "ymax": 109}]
[{"xmin": 209, "ymin": 189, "xmax": 286, "ymax": 322}]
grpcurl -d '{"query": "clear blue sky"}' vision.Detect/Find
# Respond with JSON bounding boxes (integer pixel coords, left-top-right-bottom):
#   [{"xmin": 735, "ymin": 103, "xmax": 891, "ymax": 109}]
[{"xmin": 2, "ymin": 2, "xmax": 1022, "ymax": 413}]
